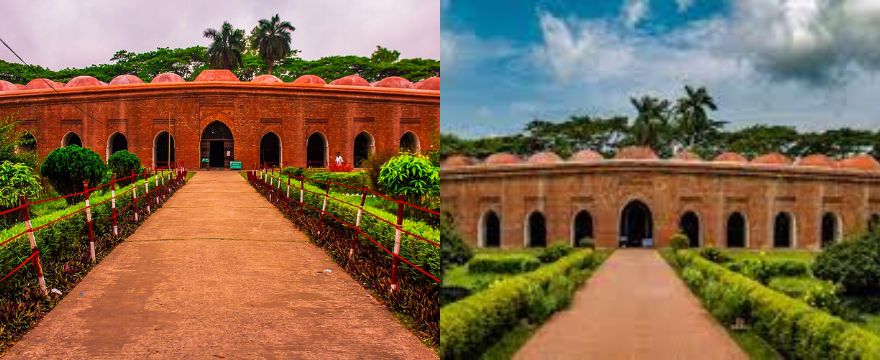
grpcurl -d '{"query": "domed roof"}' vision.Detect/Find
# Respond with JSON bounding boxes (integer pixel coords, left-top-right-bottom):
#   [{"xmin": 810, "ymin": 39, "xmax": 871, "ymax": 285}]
[
  {"xmin": 109, "ymin": 74, "xmax": 144, "ymax": 85},
  {"xmin": 673, "ymin": 150, "xmax": 702, "ymax": 161},
  {"xmin": 26, "ymin": 78, "xmax": 64, "ymax": 90},
  {"xmin": 0, "ymin": 80, "xmax": 19, "ymax": 92},
  {"xmin": 15, "ymin": 84, "xmax": 27, "ymax": 90},
  {"xmin": 713, "ymin": 152, "xmax": 748, "ymax": 163},
  {"xmin": 194, "ymin": 69, "xmax": 239, "ymax": 82},
  {"xmin": 839, "ymin": 154, "xmax": 880, "ymax": 171},
  {"xmin": 373, "ymin": 76, "xmax": 413, "ymax": 89},
  {"xmin": 293, "ymin": 75, "xmax": 326, "ymax": 84},
  {"xmin": 414, "ymin": 77, "xmax": 440, "ymax": 90},
  {"xmin": 151, "ymin": 72, "xmax": 185, "ymax": 83},
  {"xmin": 484, "ymin": 153, "xmax": 522, "ymax": 165},
  {"xmin": 751, "ymin": 152, "xmax": 791, "ymax": 165},
  {"xmin": 570, "ymin": 149, "xmax": 603, "ymax": 162},
  {"xmin": 330, "ymin": 75, "xmax": 370, "ymax": 87},
  {"xmin": 251, "ymin": 74, "xmax": 283, "ymax": 84},
  {"xmin": 796, "ymin": 154, "xmax": 836, "ymax": 168},
  {"xmin": 528, "ymin": 151, "xmax": 562, "ymax": 164},
  {"xmin": 442, "ymin": 155, "xmax": 476, "ymax": 168},
  {"xmin": 614, "ymin": 146, "xmax": 658, "ymax": 160},
  {"xmin": 65, "ymin": 76, "xmax": 104, "ymax": 88}
]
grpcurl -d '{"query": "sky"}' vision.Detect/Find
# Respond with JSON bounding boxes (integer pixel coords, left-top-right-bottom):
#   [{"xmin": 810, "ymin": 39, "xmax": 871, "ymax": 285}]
[
  {"xmin": 442, "ymin": 0, "xmax": 880, "ymax": 137},
  {"xmin": 0, "ymin": 0, "xmax": 440, "ymax": 69}
]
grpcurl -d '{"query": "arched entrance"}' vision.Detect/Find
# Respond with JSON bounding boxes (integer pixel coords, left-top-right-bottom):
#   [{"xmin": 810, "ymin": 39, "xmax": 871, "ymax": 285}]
[
  {"xmin": 679, "ymin": 211, "xmax": 700, "ymax": 247},
  {"xmin": 306, "ymin": 132, "xmax": 327, "ymax": 168},
  {"xmin": 526, "ymin": 211, "xmax": 546, "ymax": 247},
  {"xmin": 869, "ymin": 214, "xmax": 880, "ymax": 233},
  {"xmin": 619, "ymin": 200, "xmax": 652, "ymax": 247},
  {"xmin": 400, "ymin": 131, "xmax": 419, "ymax": 153},
  {"xmin": 353, "ymin": 131, "xmax": 374, "ymax": 168},
  {"xmin": 201, "ymin": 121, "xmax": 234, "ymax": 169},
  {"xmin": 62, "ymin": 132, "xmax": 82, "ymax": 147},
  {"xmin": 107, "ymin": 132, "xmax": 128, "ymax": 159},
  {"xmin": 572, "ymin": 210, "xmax": 594, "ymax": 247},
  {"xmin": 774, "ymin": 212, "xmax": 794, "ymax": 248},
  {"xmin": 821, "ymin": 212, "xmax": 840, "ymax": 248},
  {"xmin": 19, "ymin": 132, "xmax": 36, "ymax": 152},
  {"xmin": 260, "ymin": 132, "xmax": 281, "ymax": 168},
  {"xmin": 154, "ymin": 132, "xmax": 175, "ymax": 168},
  {"xmin": 481, "ymin": 210, "xmax": 501, "ymax": 248},
  {"xmin": 727, "ymin": 212, "xmax": 747, "ymax": 248}
]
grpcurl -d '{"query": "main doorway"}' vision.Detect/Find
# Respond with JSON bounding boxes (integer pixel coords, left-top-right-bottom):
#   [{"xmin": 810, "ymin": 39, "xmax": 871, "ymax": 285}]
[
  {"xmin": 201, "ymin": 121, "xmax": 234, "ymax": 169},
  {"xmin": 620, "ymin": 200, "xmax": 653, "ymax": 247}
]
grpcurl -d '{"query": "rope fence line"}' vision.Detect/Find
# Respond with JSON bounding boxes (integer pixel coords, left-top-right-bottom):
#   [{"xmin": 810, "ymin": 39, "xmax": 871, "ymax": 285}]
[{"xmin": 0, "ymin": 166, "xmax": 188, "ymax": 295}]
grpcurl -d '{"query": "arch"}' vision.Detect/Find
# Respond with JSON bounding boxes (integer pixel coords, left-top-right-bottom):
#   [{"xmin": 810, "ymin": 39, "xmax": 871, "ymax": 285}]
[
  {"xmin": 525, "ymin": 211, "xmax": 547, "ymax": 247},
  {"xmin": 774, "ymin": 212, "xmax": 795, "ymax": 248},
  {"xmin": 400, "ymin": 131, "xmax": 420, "ymax": 153},
  {"xmin": 821, "ymin": 212, "xmax": 841, "ymax": 248},
  {"xmin": 869, "ymin": 213, "xmax": 880, "ymax": 233},
  {"xmin": 619, "ymin": 200, "xmax": 653, "ymax": 247},
  {"xmin": 353, "ymin": 131, "xmax": 375, "ymax": 168},
  {"xmin": 306, "ymin": 132, "xmax": 328, "ymax": 168},
  {"xmin": 106, "ymin": 132, "xmax": 128, "ymax": 159},
  {"xmin": 572, "ymin": 210, "xmax": 594, "ymax": 247},
  {"xmin": 19, "ymin": 132, "xmax": 36, "ymax": 152},
  {"xmin": 480, "ymin": 210, "xmax": 501, "ymax": 248},
  {"xmin": 727, "ymin": 212, "xmax": 747, "ymax": 248},
  {"xmin": 153, "ymin": 131, "xmax": 175, "ymax": 168},
  {"xmin": 62, "ymin": 131, "xmax": 82, "ymax": 147},
  {"xmin": 679, "ymin": 211, "xmax": 701, "ymax": 248},
  {"xmin": 200, "ymin": 121, "xmax": 234, "ymax": 169},
  {"xmin": 260, "ymin": 132, "xmax": 282, "ymax": 168}
]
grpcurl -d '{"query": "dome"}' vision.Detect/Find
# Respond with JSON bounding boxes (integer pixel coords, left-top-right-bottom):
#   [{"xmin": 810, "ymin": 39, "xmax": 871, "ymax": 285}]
[
  {"xmin": 839, "ymin": 154, "xmax": 880, "ymax": 171},
  {"xmin": 795, "ymin": 154, "xmax": 836, "ymax": 168},
  {"xmin": 0, "ymin": 80, "xmax": 19, "ymax": 92},
  {"xmin": 292, "ymin": 75, "xmax": 326, "ymax": 84},
  {"xmin": 442, "ymin": 155, "xmax": 476, "ymax": 168},
  {"xmin": 330, "ymin": 75, "xmax": 370, "ymax": 87},
  {"xmin": 414, "ymin": 77, "xmax": 440, "ymax": 91},
  {"xmin": 614, "ymin": 146, "xmax": 658, "ymax": 160},
  {"xmin": 109, "ymin": 75, "xmax": 143, "ymax": 85},
  {"xmin": 194, "ymin": 69, "xmax": 239, "ymax": 82},
  {"xmin": 15, "ymin": 84, "xmax": 27, "ymax": 90},
  {"xmin": 751, "ymin": 152, "xmax": 791, "ymax": 165},
  {"xmin": 528, "ymin": 151, "xmax": 562, "ymax": 164},
  {"xmin": 484, "ymin": 153, "xmax": 522, "ymax": 165},
  {"xmin": 713, "ymin": 152, "xmax": 748, "ymax": 163},
  {"xmin": 373, "ymin": 76, "xmax": 413, "ymax": 89},
  {"xmin": 26, "ymin": 78, "xmax": 64, "ymax": 90},
  {"xmin": 570, "ymin": 150, "xmax": 603, "ymax": 162},
  {"xmin": 65, "ymin": 76, "xmax": 104, "ymax": 88},
  {"xmin": 673, "ymin": 150, "xmax": 702, "ymax": 161},
  {"xmin": 251, "ymin": 74, "xmax": 283, "ymax": 84},
  {"xmin": 151, "ymin": 72, "xmax": 185, "ymax": 83}
]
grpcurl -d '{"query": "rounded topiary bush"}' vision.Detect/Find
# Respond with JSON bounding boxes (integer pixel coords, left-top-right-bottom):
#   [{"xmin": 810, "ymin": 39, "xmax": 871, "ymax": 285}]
[
  {"xmin": 669, "ymin": 233, "xmax": 689, "ymax": 250},
  {"xmin": 107, "ymin": 150, "xmax": 141, "ymax": 185},
  {"xmin": 40, "ymin": 145, "xmax": 108, "ymax": 204},
  {"xmin": 378, "ymin": 153, "xmax": 439, "ymax": 202},
  {"xmin": 813, "ymin": 232, "xmax": 880, "ymax": 296}
]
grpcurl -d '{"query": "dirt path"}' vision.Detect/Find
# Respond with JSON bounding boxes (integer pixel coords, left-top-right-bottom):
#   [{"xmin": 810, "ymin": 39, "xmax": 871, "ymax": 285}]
[
  {"xmin": 514, "ymin": 249, "xmax": 746, "ymax": 359},
  {"xmin": 6, "ymin": 171, "xmax": 435, "ymax": 359}
]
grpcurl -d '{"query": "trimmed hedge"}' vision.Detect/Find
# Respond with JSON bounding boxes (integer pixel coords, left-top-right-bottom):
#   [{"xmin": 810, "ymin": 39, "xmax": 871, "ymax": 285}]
[
  {"xmin": 468, "ymin": 253, "xmax": 540, "ymax": 274},
  {"xmin": 665, "ymin": 250, "xmax": 880, "ymax": 358},
  {"xmin": 440, "ymin": 250, "xmax": 598, "ymax": 359},
  {"xmin": 537, "ymin": 243, "xmax": 572, "ymax": 263},
  {"xmin": 725, "ymin": 257, "xmax": 811, "ymax": 284}
]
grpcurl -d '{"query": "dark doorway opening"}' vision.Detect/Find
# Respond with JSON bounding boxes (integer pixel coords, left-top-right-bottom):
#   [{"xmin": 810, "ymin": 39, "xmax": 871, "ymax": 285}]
[
  {"xmin": 821, "ymin": 213, "xmax": 838, "ymax": 248},
  {"xmin": 620, "ymin": 200, "xmax": 653, "ymax": 247},
  {"xmin": 260, "ymin": 132, "xmax": 281, "ymax": 168},
  {"xmin": 154, "ymin": 132, "xmax": 175, "ymax": 168},
  {"xmin": 680, "ymin": 211, "xmax": 700, "ymax": 247},
  {"xmin": 527, "ymin": 212, "xmax": 546, "ymax": 247},
  {"xmin": 307, "ymin": 132, "xmax": 326, "ymax": 168},
  {"xmin": 483, "ymin": 211, "xmax": 500, "ymax": 248},
  {"xmin": 63, "ymin": 132, "xmax": 82, "ymax": 147},
  {"xmin": 869, "ymin": 214, "xmax": 880, "ymax": 233},
  {"xmin": 209, "ymin": 141, "xmax": 224, "ymax": 167},
  {"xmin": 727, "ymin": 212, "xmax": 746, "ymax": 248},
  {"xmin": 774, "ymin": 212, "xmax": 793, "ymax": 248},
  {"xmin": 573, "ymin": 210, "xmax": 594, "ymax": 247},
  {"xmin": 354, "ymin": 132, "xmax": 373, "ymax": 167},
  {"xmin": 200, "ymin": 121, "xmax": 234, "ymax": 169}
]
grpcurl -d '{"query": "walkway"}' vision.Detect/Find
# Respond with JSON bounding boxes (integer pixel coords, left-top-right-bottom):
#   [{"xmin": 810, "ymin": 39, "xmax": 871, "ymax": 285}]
[
  {"xmin": 6, "ymin": 171, "xmax": 435, "ymax": 359},
  {"xmin": 515, "ymin": 249, "xmax": 746, "ymax": 359}
]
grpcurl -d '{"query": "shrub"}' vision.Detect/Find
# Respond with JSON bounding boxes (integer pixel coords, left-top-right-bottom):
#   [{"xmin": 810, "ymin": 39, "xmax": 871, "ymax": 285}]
[
  {"xmin": 378, "ymin": 153, "xmax": 439, "ymax": 202},
  {"xmin": 362, "ymin": 150, "xmax": 396, "ymax": 192},
  {"xmin": 813, "ymin": 232, "xmax": 880, "ymax": 296},
  {"xmin": 107, "ymin": 150, "xmax": 140, "ymax": 185},
  {"xmin": 726, "ymin": 257, "xmax": 810, "ymax": 284},
  {"xmin": 0, "ymin": 161, "xmax": 42, "ymax": 208},
  {"xmin": 537, "ymin": 243, "xmax": 573, "ymax": 263},
  {"xmin": 698, "ymin": 247, "xmax": 730, "ymax": 263},
  {"xmin": 40, "ymin": 145, "xmax": 108, "ymax": 204},
  {"xmin": 669, "ymin": 233, "xmax": 689, "ymax": 250},
  {"xmin": 767, "ymin": 276, "xmax": 840, "ymax": 313},
  {"xmin": 327, "ymin": 171, "xmax": 370, "ymax": 193},
  {"xmin": 441, "ymin": 212, "xmax": 472, "ymax": 277},
  {"xmin": 468, "ymin": 254, "xmax": 540, "ymax": 274},
  {"xmin": 441, "ymin": 286, "xmax": 472, "ymax": 306},
  {"xmin": 281, "ymin": 166, "xmax": 304, "ymax": 177}
]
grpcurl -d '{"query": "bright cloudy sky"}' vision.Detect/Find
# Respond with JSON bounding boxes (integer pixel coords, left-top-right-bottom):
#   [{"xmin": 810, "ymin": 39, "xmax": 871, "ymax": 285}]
[
  {"xmin": 0, "ymin": 0, "xmax": 440, "ymax": 69},
  {"xmin": 442, "ymin": 0, "xmax": 880, "ymax": 137}
]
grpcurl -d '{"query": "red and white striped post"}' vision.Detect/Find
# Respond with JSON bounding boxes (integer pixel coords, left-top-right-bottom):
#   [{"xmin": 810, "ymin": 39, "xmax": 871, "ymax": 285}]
[
  {"xmin": 299, "ymin": 176, "xmax": 305, "ymax": 205},
  {"xmin": 144, "ymin": 171, "xmax": 151, "ymax": 214},
  {"xmin": 390, "ymin": 196, "xmax": 405, "ymax": 292},
  {"xmin": 286, "ymin": 177, "xmax": 291, "ymax": 198},
  {"xmin": 351, "ymin": 189, "xmax": 368, "ymax": 257},
  {"xmin": 20, "ymin": 196, "xmax": 48, "ymax": 296},
  {"xmin": 110, "ymin": 177, "xmax": 118, "ymax": 236},
  {"xmin": 83, "ymin": 181, "xmax": 96, "ymax": 262},
  {"xmin": 131, "ymin": 171, "xmax": 139, "ymax": 222}
]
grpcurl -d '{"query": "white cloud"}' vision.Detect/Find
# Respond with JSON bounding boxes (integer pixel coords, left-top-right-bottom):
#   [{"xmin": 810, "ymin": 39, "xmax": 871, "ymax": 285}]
[
  {"xmin": 441, "ymin": 30, "xmax": 516, "ymax": 72},
  {"xmin": 622, "ymin": 0, "xmax": 649, "ymax": 28},
  {"xmin": 676, "ymin": 0, "xmax": 694, "ymax": 12}
]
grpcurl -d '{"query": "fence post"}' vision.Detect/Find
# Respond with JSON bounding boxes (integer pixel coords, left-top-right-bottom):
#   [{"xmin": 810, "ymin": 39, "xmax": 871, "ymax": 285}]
[
  {"xmin": 20, "ymin": 196, "xmax": 48, "ymax": 296},
  {"xmin": 286, "ymin": 177, "xmax": 291, "ymax": 198},
  {"xmin": 351, "ymin": 189, "xmax": 368, "ymax": 258},
  {"xmin": 84, "ymin": 181, "xmax": 96, "ymax": 262},
  {"xmin": 144, "ymin": 171, "xmax": 151, "ymax": 214},
  {"xmin": 390, "ymin": 196, "xmax": 405, "ymax": 292},
  {"xmin": 299, "ymin": 176, "xmax": 305, "ymax": 204},
  {"xmin": 111, "ymin": 177, "xmax": 118, "ymax": 236},
  {"xmin": 131, "ymin": 171, "xmax": 139, "ymax": 222}
]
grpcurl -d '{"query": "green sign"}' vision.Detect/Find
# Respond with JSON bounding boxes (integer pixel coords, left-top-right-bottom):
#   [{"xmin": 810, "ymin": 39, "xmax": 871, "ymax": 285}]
[
  {"xmin": 229, "ymin": 161, "xmax": 242, "ymax": 170},
  {"xmin": 201, "ymin": 158, "xmax": 209, "ymax": 163}
]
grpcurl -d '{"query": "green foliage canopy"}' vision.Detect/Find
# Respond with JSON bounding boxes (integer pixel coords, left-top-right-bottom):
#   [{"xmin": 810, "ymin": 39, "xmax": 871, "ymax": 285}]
[
  {"xmin": 0, "ymin": 161, "xmax": 42, "ymax": 208},
  {"xmin": 40, "ymin": 146, "xmax": 108, "ymax": 203},
  {"xmin": 378, "ymin": 153, "xmax": 439, "ymax": 201}
]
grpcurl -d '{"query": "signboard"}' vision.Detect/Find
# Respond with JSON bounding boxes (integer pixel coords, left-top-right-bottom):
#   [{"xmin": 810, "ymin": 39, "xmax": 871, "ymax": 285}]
[{"xmin": 229, "ymin": 161, "xmax": 242, "ymax": 170}]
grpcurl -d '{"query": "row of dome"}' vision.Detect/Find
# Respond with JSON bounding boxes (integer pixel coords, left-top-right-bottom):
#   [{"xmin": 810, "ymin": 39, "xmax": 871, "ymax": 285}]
[
  {"xmin": 0, "ymin": 69, "xmax": 440, "ymax": 92},
  {"xmin": 442, "ymin": 146, "xmax": 880, "ymax": 172}
]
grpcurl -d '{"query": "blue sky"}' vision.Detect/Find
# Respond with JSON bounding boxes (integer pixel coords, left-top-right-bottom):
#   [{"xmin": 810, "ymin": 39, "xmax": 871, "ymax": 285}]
[{"xmin": 441, "ymin": 0, "xmax": 880, "ymax": 137}]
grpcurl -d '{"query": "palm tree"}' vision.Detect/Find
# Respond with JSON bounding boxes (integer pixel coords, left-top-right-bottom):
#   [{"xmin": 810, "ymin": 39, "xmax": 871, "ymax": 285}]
[
  {"xmin": 630, "ymin": 96, "xmax": 670, "ymax": 148},
  {"xmin": 675, "ymin": 85, "xmax": 722, "ymax": 148},
  {"xmin": 203, "ymin": 22, "xmax": 246, "ymax": 70},
  {"xmin": 251, "ymin": 14, "xmax": 296, "ymax": 74}
]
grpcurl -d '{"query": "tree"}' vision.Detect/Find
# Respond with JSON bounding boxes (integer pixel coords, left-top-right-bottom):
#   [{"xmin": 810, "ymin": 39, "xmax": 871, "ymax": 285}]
[
  {"xmin": 0, "ymin": 160, "xmax": 42, "ymax": 209},
  {"xmin": 629, "ymin": 95, "xmax": 671, "ymax": 150},
  {"xmin": 40, "ymin": 146, "xmax": 108, "ymax": 204},
  {"xmin": 378, "ymin": 153, "xmax": 439, "ymax": 204},
  {"xmin": 250, "ymin": 14, "xmax": 296, "ymax": 74},
  {"xmin": 203, "ymin": 22, "xmax": 246, "ymax": 70},
  {"xmin": 107, "ymin": 150, "xmax": 141, "ymax": 185},
  {"xmin": 674, "ymin": 85, "xmax": 723, "ymax": 149},
  {"xmin": 371, "ymin": 46, "xmax": 400, "ymax": 64}
]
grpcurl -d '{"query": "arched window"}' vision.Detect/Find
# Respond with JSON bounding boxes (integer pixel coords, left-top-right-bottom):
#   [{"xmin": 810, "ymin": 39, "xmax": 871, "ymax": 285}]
[
  {"xmin": 353, "ymin": 131, "xmax": 374, "ymax": 168},
  {"xmin": 154, "ymin": 131, "xmax": 175, "ymax": 168},
  {"xmin": 620, "ymin": 200, "xmax": 653, "ymax": 248},
  {"xmin": 774, "ymin": 212, "xmax": 794, "ymax": 248},
  {"xmin": 481, "ymin": 210, "xmax": 501, "ymax": 248},
  {"xmin": 306, "ymin": 132, "xmax": 327, "ymax": 168},
  {"xmin": 400, "ymin": 131, "xmax": 419, "ymax": 153},
  {"xmin": 821, "ymin": 212, "xmax": 840, "ymax": 248},
  {"xmin": 260, "ymin": 132, "xmax": 282, "ymax": 168},
  {"xmin": 19, "ymin": 132, "xmax": 36, "ymax": 152},
  {"xmin": 727, "ymin": 212, "xmax": 747, "ymax": 248},
  {"xmin": 107, "ymin": 132, "xmax": 128, "ymax": 159},
  {"xmin": 679, "ymin": 211, "xmax": 700, "ymax": 247},
  {"xmin": 572, "ymin": 210, "xmax": 594, "ymax": 247},
  {"xmin": 526, "ymin": 211, "xmax": 547, "ymax": 247},
  {"xmin": 62, "ymin": 132, "xmax": 82, "ymax": 147}
]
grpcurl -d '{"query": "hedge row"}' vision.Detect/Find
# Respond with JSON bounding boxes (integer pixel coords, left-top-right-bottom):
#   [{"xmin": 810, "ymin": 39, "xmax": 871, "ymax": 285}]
[
  {"xmin": 665, "ymin": 250, "xmax": 880, "ymax": 359},
  {"xmin": 723, "ymin": 257, "xmax": 811, "ymax": 284},
  {"xmin": 440, "ymin": 250, "xmax": 599, "ymax": 359},
  {"xmin": 468, "ymin": 253, "xmax": 540, "ymax": 274}
]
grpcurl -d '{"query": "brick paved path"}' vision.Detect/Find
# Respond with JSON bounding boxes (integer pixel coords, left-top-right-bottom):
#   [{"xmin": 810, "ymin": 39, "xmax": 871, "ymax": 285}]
[
  {"xmin": 515, "ymin": 249, "xmax": 746, "ymax": 359},
  {"xmin": 6, "ymin": 171, "xmax": 435, "ymax": 359}
]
